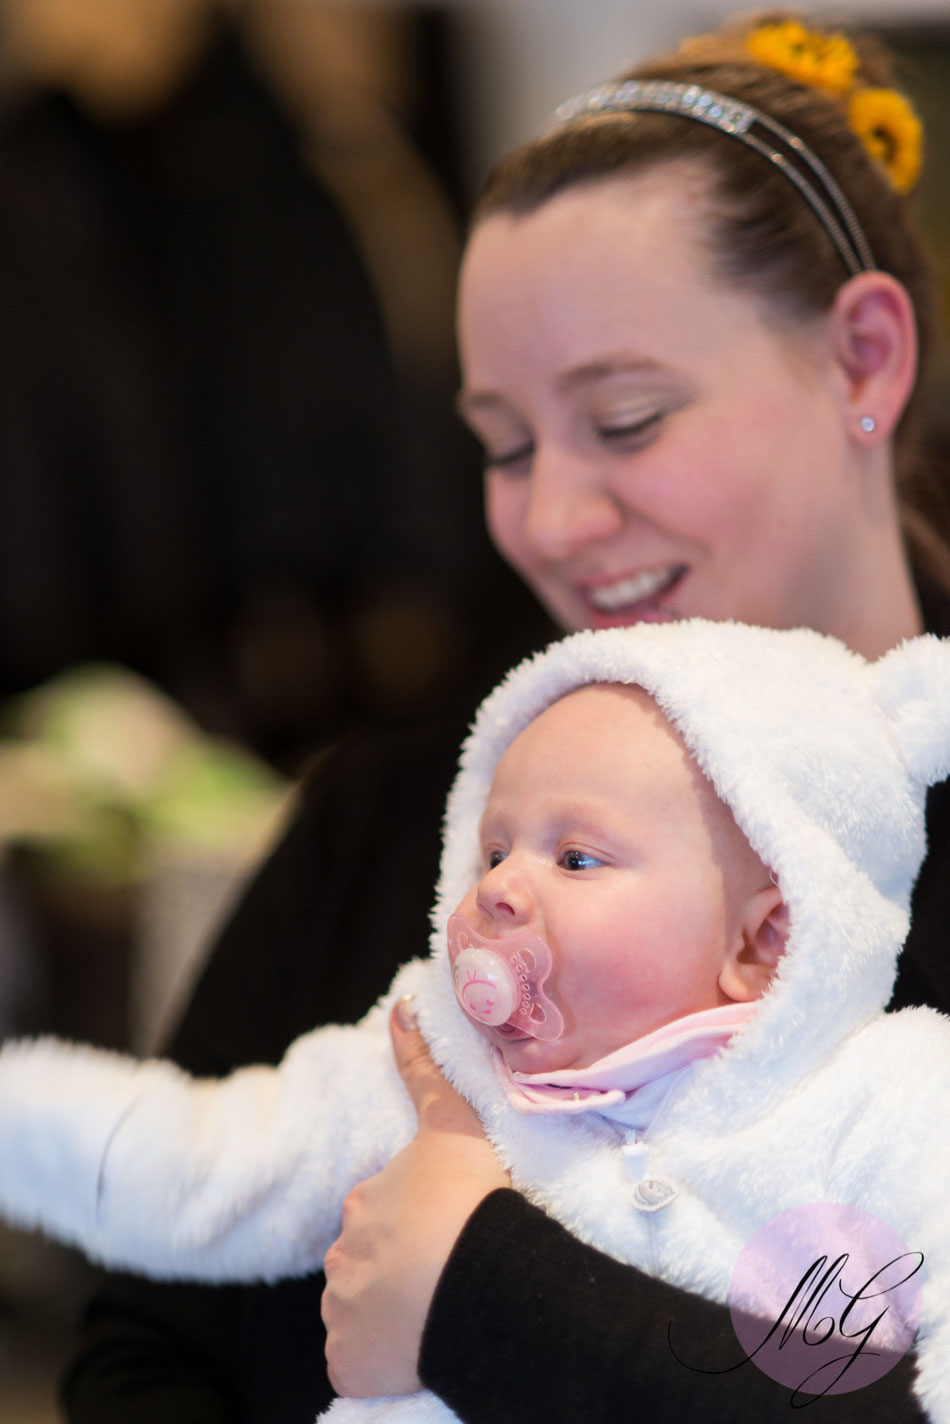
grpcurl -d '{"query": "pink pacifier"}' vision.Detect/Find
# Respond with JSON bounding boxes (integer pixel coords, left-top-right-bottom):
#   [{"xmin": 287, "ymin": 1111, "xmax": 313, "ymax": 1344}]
[{"xmin": 447, "ymin": 913, "xmax": 564, "ymax": 1040}]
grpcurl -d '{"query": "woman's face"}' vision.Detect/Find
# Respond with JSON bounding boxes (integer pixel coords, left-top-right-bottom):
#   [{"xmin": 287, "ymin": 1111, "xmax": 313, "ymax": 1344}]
[{"xmin": 457, "ymin": 168, "xmax": 881, "ymax": 641}]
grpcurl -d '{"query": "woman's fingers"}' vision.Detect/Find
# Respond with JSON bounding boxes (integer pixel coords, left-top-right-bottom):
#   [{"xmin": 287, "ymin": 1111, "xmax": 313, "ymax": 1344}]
[
  {"xmin": 322, "ymin": 1164, "xmax": 427, "ymax": 1398},
  {"xmin": 389, "ymin": 995, "xmax": 443, "ymax": 1108},
  {"xmin": 321, "ymin": 1000, "xmax": 511, "ymax": 1398},
  {"xmin": 322, "ymin": 1136, "xmax": 507, "ymax": 1397},
  {"xmin": 389, "ymin": 997, "xmax": 485, "ymax": 1136}
]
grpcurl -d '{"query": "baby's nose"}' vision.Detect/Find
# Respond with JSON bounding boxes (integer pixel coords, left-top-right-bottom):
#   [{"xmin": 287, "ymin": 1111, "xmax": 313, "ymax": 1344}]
[{"xmin": 476, "ymin": 860, "xmax": 531, "ymax": 924}]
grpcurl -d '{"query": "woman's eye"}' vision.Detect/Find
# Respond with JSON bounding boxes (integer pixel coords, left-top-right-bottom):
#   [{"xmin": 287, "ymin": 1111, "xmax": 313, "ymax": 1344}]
[
  {"xmin": 560, "ymin": 848, "xmax": 604, "ymax": 871},
  {"xmin": 482, "ymin": 442, "xmax": 533, "ymax": 472},
  {"xmin": 597, "ymin": 411, "xmax": 664, "ymax": 446}
]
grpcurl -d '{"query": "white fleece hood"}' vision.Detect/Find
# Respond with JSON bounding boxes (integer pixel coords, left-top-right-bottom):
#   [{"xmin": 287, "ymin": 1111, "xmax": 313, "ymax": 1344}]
[{"xmin": 426, "ymin": 620, "xmax": 950, "ymax": 1106}]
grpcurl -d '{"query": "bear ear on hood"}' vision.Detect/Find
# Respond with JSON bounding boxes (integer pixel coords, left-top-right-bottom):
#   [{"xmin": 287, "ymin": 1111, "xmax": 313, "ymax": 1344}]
[{"xmin": 872, "ymin": 634, "xmax": 950, "ymax": 789}]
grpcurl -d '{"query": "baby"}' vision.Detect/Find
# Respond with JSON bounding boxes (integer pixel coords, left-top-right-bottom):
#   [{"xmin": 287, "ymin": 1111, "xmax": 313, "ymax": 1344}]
[
  {"xmin": 2, "ymin": 619, "xmax": 950, "ymax": 1422},
  {"xmin": 447, "ymin": 677, "xmax": 784, "ymax": 1115}
]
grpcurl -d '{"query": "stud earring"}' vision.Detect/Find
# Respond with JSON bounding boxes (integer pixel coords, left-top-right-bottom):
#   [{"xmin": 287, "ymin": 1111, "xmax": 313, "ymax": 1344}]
[{"xmin": 860, "ymin": 415, "xmax": 876, "ymax": 433}]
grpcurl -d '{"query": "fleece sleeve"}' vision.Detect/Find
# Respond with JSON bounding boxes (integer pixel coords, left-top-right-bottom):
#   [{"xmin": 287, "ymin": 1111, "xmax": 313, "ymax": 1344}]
[
  {"xmin": 420, "ymin": 1190, "xmax": 926, "ymax": 1424},
  {"xmin": 0, "ymin": 1014, "xmax": 414, "ymax": 1283},
  {"xmin": 62, "ymin": 717, "xmax": 463, "ymax": 1424}
]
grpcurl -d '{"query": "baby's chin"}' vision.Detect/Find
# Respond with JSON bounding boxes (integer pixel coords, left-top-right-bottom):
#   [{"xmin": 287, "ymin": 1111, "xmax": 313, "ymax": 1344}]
[{"xmin": 494, "ymin": 1035, "xmax": 579, "ymax": 1076}]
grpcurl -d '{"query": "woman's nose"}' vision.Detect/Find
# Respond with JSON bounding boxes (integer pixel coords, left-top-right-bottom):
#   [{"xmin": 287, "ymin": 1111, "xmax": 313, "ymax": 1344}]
[
  {"xmin": 523, "ymin": 450, "xmax": 623, "ymax": 561},
  {"xmin": 476, "ymin": 860, "xmax": 532, "ymax": 925}
]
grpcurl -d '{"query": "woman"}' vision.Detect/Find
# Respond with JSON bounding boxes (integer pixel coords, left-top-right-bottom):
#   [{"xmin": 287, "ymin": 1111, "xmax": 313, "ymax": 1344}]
[{"xmin": 63, "ymin": 14, "xmax": 947, "ymax": 1422}]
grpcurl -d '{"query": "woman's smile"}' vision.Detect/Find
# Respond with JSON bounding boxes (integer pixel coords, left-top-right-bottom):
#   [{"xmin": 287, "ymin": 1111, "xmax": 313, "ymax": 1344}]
[
  {"xmin": 582, "ymin": 564, "xmax": 688, "ymax": 622},
  {"xmin": 457, "ymin": 166, "xmax": 915, "ymax": 653}
]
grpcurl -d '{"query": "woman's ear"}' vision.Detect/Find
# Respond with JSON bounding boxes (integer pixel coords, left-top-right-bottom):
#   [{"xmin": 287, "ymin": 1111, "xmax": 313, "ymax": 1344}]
[
  {"xmin": 719, "ymin": 886, "xmax": 789, "ymax": 1003},
  {"xmin": 828, "ymin": 271, "xmax": 917, "ymax": 443}
]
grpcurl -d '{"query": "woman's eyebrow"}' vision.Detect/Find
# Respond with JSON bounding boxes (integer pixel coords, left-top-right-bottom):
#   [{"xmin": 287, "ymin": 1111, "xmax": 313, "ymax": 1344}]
[
  {"xmin": 456, "ymin": 354, "xmax": 673, "ymax": 418},
  {"xmin": 454, "ymin": 388, "xmax": 507, "ymax": 422},
  {"xmin": 553, "ymin": 355, "xmax": 664, "ymax": 394}
]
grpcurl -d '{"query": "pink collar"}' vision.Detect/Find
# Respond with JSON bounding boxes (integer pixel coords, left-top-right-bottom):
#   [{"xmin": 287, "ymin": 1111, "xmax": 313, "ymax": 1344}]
[{"xmin": 495, "ymin": 1002, "xmax": 757, "ymax": 1127}]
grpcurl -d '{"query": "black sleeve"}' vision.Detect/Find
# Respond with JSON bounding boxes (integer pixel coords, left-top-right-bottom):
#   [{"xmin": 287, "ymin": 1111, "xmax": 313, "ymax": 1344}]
[
  {"xmin": 61, "ymin": 717, "xmax": 464, "ymax": 1424},
  {"xmin": 420, "ymin": 1190, "xmax": 925, "ymax": 1424}
]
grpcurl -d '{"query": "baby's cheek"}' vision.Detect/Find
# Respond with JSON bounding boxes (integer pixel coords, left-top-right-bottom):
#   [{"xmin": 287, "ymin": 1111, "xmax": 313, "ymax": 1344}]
[
  {"xmin": 453, "ymin": 889, "xmax": 480, "ymax": 923},
  {"xmin": 571, "ymin": 954, "xmax": 646, "ymax": 1027}
]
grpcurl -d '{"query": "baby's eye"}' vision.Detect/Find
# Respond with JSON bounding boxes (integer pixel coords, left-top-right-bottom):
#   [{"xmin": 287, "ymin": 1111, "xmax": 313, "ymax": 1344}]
[
  {"xmin": 486, "ymin": 848, "xmax": 507, "ymax": 870},
  {"xmin": 559, "ymin": 848, "xmax": 604, "ymax": 871}
]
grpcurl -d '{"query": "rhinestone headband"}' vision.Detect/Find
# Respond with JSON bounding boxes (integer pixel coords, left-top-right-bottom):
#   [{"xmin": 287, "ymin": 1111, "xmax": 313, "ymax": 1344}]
[{"xmin": 551, "ymin": 80, "xmax": 875, "ymax": 277}]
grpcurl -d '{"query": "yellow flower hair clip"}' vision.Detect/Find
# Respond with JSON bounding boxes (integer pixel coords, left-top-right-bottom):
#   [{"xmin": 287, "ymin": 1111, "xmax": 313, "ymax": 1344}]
[
  {"xmin": 746, "ymin": 20, "xmax": 857, "ymax": 94},
  {"xmin": 848, "ymin": 88, "xmax": 923, "ymax": 194},
  {"xmin": 745, "ymin": 19, "xmax": 923, "ymax": 194}
]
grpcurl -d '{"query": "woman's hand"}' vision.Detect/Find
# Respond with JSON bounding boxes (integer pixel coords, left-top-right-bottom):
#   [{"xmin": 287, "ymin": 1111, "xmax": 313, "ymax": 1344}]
[{"xmin": 321, "ymin": 998, "xmax": 510, "ymax": 1397}]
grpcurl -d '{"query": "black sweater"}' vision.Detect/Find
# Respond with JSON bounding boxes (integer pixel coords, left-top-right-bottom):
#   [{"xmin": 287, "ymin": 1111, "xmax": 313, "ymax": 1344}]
[{"xmin": 62, "ymin": 614, "xmax": 950, "ymax": 1423}]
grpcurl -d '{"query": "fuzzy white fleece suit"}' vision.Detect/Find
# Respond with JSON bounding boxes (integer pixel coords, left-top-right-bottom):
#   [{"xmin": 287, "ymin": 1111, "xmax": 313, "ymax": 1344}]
[{"xmin": 3, "ymin": 619, "xmax": 950, "ymax": 1423}]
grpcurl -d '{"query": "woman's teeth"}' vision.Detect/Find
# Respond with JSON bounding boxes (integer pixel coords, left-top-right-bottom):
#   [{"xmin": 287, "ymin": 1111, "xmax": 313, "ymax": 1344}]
[{"xmin": 588, "ymin": 566, "xmax": 683, "ymax": 612}]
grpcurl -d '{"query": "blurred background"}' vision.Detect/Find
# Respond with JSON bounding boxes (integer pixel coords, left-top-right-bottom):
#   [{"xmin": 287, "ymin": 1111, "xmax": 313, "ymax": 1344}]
[{"xmin": 0, "ymin": 1, "xmax": 948, "ymax": 1419}]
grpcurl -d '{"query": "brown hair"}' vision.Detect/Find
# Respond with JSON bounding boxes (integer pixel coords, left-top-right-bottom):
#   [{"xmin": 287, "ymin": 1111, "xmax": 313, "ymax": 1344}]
[{"xmin": 472, "ymin": 12, "xmax": 950, "ymax": 589}]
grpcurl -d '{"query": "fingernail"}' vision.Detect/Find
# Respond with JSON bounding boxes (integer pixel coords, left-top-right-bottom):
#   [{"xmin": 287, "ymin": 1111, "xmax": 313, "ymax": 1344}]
[{"xmin": 394, "ymin": 994, "xmax": 418, "ymax": 1031}]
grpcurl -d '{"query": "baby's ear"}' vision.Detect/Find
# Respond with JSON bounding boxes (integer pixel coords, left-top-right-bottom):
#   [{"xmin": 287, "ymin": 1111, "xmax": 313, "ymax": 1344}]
[{"xmin": 719, "ymin": 886, "xmax": 789, "ymax": 1004}]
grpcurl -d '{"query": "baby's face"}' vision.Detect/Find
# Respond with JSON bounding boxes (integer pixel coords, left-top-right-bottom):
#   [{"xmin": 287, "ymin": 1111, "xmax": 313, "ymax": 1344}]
[{"xmin": 454, "ymin": 683, "xmax": 776, "ymax": 1074}]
